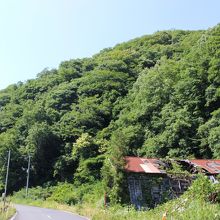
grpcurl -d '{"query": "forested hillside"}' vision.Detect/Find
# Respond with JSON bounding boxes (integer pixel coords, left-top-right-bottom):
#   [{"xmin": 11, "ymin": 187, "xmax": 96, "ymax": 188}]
[{"xmin": 0, "ymin": 24, "xmax": 219, "ymax": 200}]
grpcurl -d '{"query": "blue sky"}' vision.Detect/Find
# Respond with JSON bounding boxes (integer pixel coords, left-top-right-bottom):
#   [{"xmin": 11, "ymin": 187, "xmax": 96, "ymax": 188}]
[{"xmin": 0, "ymin": 0, "xmax": 220, "ymax": 90}]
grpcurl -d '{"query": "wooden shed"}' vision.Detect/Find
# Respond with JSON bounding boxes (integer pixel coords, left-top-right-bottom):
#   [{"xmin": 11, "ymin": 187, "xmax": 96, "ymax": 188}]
[{"xmin": 124, "ymin": 157, "xmax": 220, "ymax": 209}]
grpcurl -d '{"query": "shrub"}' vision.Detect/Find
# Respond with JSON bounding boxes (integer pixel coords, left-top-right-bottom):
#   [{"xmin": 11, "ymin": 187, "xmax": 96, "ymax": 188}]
[
  {"xmin": 13, "ymin": 186, "xmax": 53, "ymax": 201},
  {"xmin": 79, "ymin": 181, "xmax": 104, "ymax": 204},
  {"xmin": 184, "ymin": 174, "xmax": 220, "ymax": 202},
  {"xmin": 48, "ymin": 182, "xmax": 77, "ymax": 205}
]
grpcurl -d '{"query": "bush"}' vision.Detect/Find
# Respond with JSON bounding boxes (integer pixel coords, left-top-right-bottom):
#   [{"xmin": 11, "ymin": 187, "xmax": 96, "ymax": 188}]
[
  {"xmin": 79, "ymin": 181, "xmax": 104, "ymax": 204},
  {"xmin": 48, "ymin": 183, "xmax": 77, "ymax": 205},
  {"xmin": 184, "ymin": 174, "xmax": 219, "ymax": 201},
  {"xmin": 13, "ymin": 186, "xmax": 53, "ymax": 201}
]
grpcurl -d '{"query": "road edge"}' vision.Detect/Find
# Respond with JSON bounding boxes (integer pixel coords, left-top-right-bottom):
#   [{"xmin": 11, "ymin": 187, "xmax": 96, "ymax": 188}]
[
  {"xmin": 13, "ymin": 204, "xmax": 90, "ymax": 220},
  {"xmin": 10, "ymin": 211, "xmax": 17, "ymax": 220},
  {"xmin": 63, "ymin": 210, "xmax": 90, "ymax": 220}
]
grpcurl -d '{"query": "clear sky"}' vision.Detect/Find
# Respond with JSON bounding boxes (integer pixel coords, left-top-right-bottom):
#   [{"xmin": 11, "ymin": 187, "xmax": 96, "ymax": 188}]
[{"xmin": 0, "ymin": 0, "xmax": 220, "ymax": 90}]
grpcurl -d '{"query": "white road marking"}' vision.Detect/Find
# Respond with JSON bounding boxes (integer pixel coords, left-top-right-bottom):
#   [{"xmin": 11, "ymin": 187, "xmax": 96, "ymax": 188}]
[
  {"xmin": 47, "ymin": 215, "xmax": 52, "ymax": 219},
  {"xmin": 64, "ymin": 210, "xmax": 90, "ymax": 220},
  {"xmin": 10, "ymin": 212, "xmax": 17, "ymax": 220}
]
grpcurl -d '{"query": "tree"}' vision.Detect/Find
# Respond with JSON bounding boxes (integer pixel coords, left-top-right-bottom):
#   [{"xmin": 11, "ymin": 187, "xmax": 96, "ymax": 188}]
[{"xmin": 24, "ymin": 122, "xmax": 60, "ymax": 184}]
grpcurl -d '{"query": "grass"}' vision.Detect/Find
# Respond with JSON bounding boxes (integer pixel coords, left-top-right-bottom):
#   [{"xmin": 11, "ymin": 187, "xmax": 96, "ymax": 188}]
[
  {"xmin": 11, "ymin": 176, "xmax": 220, "ymax": 220},
  {"xmin": 0, "ymin": 201, "xmax": 16, "ymax": 220},
  {"xmin": 70, "ymin": 198, "xmax": 220, "ymax": 220},
  {"xmin": 99, "ymin": 200, "xmax": 219, "ymax": 220},
  {"xmin": 12, "ymin": 196, "xmax": 220, "ymax": 220}
]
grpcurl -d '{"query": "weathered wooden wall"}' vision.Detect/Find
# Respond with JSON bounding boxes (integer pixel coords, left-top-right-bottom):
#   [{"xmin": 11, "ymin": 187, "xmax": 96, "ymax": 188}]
[{"xmin": 127, "ymin": 173, "xmax": 191, "ymax": 209}]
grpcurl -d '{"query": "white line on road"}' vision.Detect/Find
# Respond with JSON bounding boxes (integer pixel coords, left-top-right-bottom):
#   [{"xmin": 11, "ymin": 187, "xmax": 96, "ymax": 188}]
[
  {"xmin": 10, "ymin": 212, "xmax": 17, "ymax": 220},
  {"xmin": 64, "ymin": 210, "xmax": 90, "ymax": 220},
  {"xmin": 47, "ymin": 215, "xmax": 52, "ymax": 219}
]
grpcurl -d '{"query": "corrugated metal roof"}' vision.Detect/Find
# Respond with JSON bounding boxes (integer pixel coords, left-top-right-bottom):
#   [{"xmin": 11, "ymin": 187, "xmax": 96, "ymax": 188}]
[
  {"xmin": 124, "ymin": 157, "xmax": 163, "ymax": 174},
  {"xmin": 125, "ymin": 157, "xmax": 220, "ymax": 175},
  {"xmin": 189, "ymin": 159, "xmax": 220, "ymax": 174}
]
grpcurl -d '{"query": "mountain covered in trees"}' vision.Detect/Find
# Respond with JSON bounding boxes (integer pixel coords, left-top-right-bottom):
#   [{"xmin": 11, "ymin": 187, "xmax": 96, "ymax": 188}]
[{"xmin": 0, "ymin": 24, "xmax": 219, "ymax": 199}]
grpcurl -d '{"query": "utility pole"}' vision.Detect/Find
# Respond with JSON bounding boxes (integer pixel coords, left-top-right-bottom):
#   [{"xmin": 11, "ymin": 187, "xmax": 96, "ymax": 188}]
[
  {"xmin": 4, "ymin": 150, "xmax": 11, "ymax": 197},
  {"xmin": 3, "ymin": 150, "xmax": 11, "ymax": 207},
  {"xmin": 26, "ymin": 155, "xmax": 31, "ymax": 197}
]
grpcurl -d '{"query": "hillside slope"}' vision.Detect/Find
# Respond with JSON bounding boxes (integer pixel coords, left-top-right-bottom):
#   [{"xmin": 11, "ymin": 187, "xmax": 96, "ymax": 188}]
[{"xmin": 0, "ymin": 24, "xmax": 219, "ymax": 196}]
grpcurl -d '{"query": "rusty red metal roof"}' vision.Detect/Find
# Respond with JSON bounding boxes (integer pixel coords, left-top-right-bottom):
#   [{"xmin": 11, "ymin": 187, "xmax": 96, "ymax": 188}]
[
  {"xmin": 124, "ymin": 156, "xmax": 163, "ymax": 174},
  {"xmin": 189, "ymin": 159, "xmax": 220, "ymax": 174},
  {"xmin": 125, "ymin": 157, "xmax": 220, "ymax": 175}
]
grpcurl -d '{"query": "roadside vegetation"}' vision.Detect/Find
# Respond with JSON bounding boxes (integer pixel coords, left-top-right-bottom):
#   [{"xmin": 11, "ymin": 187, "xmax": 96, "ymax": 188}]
[
  {"xmin": 12, "ymin": 175, "xmax": 220, "ymax": 220},
  {"xmin": 0, "ymin": 200, "xmax": 16, "ymax": 220}
]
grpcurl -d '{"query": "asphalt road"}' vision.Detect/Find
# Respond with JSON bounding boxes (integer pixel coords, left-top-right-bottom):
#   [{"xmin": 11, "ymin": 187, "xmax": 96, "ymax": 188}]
[{"xmin": 14, "ymin": 204, "xmax": 88, "ymax": 220}]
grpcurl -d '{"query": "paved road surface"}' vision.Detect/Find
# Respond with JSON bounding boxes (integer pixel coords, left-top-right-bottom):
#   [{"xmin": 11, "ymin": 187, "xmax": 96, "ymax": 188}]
[{"xmin": 14, "ymin": 204, "xmax": 88, "ymax": 220}]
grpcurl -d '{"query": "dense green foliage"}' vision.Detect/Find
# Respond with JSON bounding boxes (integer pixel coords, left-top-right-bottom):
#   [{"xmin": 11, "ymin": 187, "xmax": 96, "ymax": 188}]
[{"xmin": 0, "ymin": 24, "xmax": 220, "ymax": 204}]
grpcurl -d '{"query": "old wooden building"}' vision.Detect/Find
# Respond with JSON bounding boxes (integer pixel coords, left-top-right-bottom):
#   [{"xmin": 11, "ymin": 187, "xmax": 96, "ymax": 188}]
[{"xmin": 124, "ymin": 157, "xmax": 220, "ymax": 209}]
